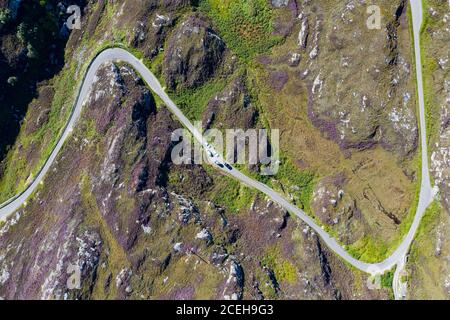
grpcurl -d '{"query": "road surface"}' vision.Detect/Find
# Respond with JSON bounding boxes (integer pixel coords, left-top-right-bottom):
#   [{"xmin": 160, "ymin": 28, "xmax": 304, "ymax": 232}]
[
  {"xmin": 0, "ymin": 0, "xmax": 432, "ymax": 296},
  {"xmin": 391, "ymin": 0, "xmax": 434, "ymax": 299}
]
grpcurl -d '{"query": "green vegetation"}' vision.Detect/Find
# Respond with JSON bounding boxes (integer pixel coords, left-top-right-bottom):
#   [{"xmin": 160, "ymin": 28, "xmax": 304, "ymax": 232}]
[
  {"xmin": 406, "ymin": 200, "xmax": 446, "ymax": 298},
  {"xmin": 82, "ymin": 119, "xmax": 100, "ymax": 144},
  {"xmin": 210, "ymin": 174, "xmax": 256, "ymax": 213},
  {"xmin": 148, "ymin": 50, "xmax": 164, "ymax": 76},
  {"xmin": 172, "ymin": 77, "xmax": 228, "ymax": 120},
  {"xmin": 272, "ymin": 155, "xmax": 315, "ymax": 212},
  {"xmin": 15, "ymin": 1, "xmax": 60, "ymax": 60},
  {"xmin": 261, "ymin": 245, "xmax": 297, "ymax": 284},
  {"xmin": 381, "ymin": 271, "xmax": 394, "ymax": 288},
  {"xmin": 422, "ymin": 44, "xmax": 440, "ymax": 144},
  {"xmin": 80, "ymin": 173, "xmax": 130, "ymax": 299},
  {"xmin": 0, "ymin": 8, "xmax": 11, "ymax": 26},
  {"xmin": 0, "ymin": 51, "xmax": 81, "ymax": 201},
  {"xmin": 415, "ymin": 200, "xmax": 441, "ymax": 237},
  {"xmin": 347, "ymin": 236, "xmax": 388, "ymax": 264},
  {"xmin": 420, "ymin": 0, "xmax": 446, "ymax": 145},
  {"xmin": 340, "ymin": 152, "xmax": 421, "ymax": 264},
  {"xmin": 341, "ymin": 6, "xmax": 425, "ymax": 263},
  {"xmin": 0, "ymin": 151, "xmax": 28, "ymax": 203},
  {"xmin": 198, "ymin": 0, "xmax": 282, "ymax": 60},
  {"xmin": 209, "ymin": 152, "xmax": 315, "ymax": 215}
]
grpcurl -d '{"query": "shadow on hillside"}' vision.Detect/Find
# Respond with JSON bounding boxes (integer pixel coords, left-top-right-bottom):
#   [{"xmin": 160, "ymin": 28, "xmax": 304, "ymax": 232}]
[{"xmin": 0, "ymin": 0, "xmax": 86, "ymax": 168}]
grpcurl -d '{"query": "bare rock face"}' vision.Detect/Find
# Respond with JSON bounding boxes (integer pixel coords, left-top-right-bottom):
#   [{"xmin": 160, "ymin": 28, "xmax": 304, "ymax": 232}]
[
  {"xmin": 106, "ymin": 0, "xmax": 194, "ymax": 61},
  {"xmin": 164, "ymin": 13, "xmax": 225, "ymax": 91},
  {"xmin": 0, "ymin": 58, "xmax": 225, "ymax": 299},
  {"xmin": 432, "ymin": 117, "xmax": 450, "ymax": 214},
  {"xmin": 271, "ymin": 0, "xmax": 290, "ymax": 7},
  {"xmin": 222, "ymin": 260, "xmax": 245, "ymax": 300}
]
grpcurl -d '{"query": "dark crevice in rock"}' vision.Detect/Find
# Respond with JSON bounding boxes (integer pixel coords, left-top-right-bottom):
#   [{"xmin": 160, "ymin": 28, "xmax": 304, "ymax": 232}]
[
  {"xmin": 316, "ymin": 238, "xmax": 332, "ymax": 286},
  {"xmin": 363, "ymin": 187, "xmax": 401, "ymax": 225}
]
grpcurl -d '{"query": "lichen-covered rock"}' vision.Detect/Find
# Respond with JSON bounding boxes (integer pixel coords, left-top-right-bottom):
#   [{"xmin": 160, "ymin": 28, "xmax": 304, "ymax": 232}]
[
  {"xmin": 271, "ymin": 0, "xmax": 289, "ymax": 8},
  {"xmin": 164, "ymin": 13, "xmax": 225, "ymax": 91}
]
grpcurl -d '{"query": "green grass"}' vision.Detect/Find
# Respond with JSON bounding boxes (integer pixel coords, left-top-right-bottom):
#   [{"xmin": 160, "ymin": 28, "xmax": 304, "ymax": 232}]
[
  {"xmin": 325, "ymin": 156, "xmax": 421, "ymax": 264},
  {"xmin": 210, "ymin": 173, "xmax": 256, "ymax": 213},
  {"xmin": 347, "ymin": 236, "xmax": 389, "ymax": 264},
  {"xmin": 198, "ymin": 0, "xmax": 282, "ymax": 60},
  {"xmin": 0, "ymin": 58, "xmax": 78, "ymax": 201},
  {"xmin": 172, "ymin": 77, "xmax": 228, "ymax": 120},
  {"xmin": 261, "ymin": 245, "xmax": 298, "ymax": 284},
  {"xmin": 272, "ymin": 155, "xmax": 316, "ymax": 213},
  {"xmin": 415, "ymin": 200, "xmax": 441, "ymax": 237},
  {"xmin": 405, "ymin": 200, "xmax": 446, "ymax": 299},
  {"xmin": 381, "ymin": 271, "xmax": 394, "ymax": 288},
  {"xmin": 407, "ymin": 200, "xmax": 441, "ymax": 268},
  {"xmin": 233, "ymin": 153, "xmax": 315, "ymax": 215}
]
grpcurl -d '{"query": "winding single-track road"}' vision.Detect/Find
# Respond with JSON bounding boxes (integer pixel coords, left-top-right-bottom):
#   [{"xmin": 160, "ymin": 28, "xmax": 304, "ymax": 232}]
[{"xmin": 0, "ymin": 0, "xmax": 433, "ymax": 299}]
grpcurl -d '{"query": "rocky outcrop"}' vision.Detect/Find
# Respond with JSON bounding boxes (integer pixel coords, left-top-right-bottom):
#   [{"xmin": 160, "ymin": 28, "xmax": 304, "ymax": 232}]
[
  {"xmin": 124, "ymin": 0, "xmax": 191, "ymax": 59},
  {"xmin": 425, "ymin": 3, "xmax": 450, "ymax": 214},
  {"xmin": 202, "ymin": 76, "xmax": 258, "ymax": 130},
  {"xmin": 222, "ymin": 260, "xmax": 244, "ymax": 300},
  {"xmin": 311, "ymin": 173, "xmax": 366, "ymax": 244},
  {"xmin": 164, "ymin": 13, "xmax": 225, "ymax": 91},
  {"xmin": 304, "ymin": 1, "xmax": 418, "ymax": 158}
]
